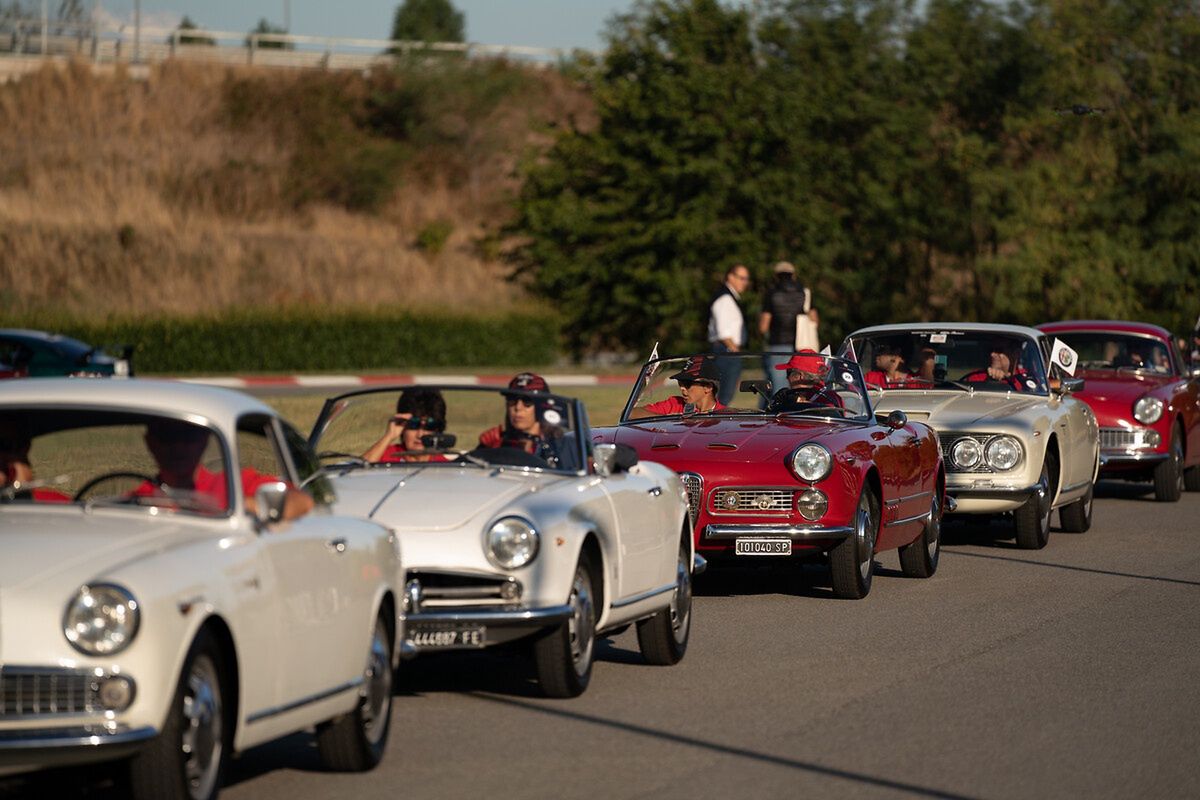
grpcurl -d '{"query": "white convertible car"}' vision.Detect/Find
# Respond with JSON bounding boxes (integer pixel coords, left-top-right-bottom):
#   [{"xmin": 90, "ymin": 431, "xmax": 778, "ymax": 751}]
[
  {"xmin": 0, "ymin": 380, "xmax": 402, "ymax": 800},
  {"xmin": 309, "ymin": 384, "xmax": 698, "ymax": 698}
]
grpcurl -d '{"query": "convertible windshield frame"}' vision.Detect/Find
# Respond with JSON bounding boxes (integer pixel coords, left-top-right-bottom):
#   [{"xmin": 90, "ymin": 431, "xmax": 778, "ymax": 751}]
[
  {"xmin": 1048, "ymin": 329, "xmax": 1180, "ymax": 377},
  {"xmin": 619, "ymin": 353, "xmax": 874, "ymax": 424},
  {"xmin": 309, "ymin": 384, "xmax": 592, "ymax": 477}
]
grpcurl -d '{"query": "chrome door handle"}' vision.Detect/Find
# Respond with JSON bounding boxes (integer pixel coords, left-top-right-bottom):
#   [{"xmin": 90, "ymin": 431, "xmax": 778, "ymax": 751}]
[
  {"xmin": 326, "ymin": 538, "xmax": 348, "ymax": 554},
  {"xmin": 647, "ymin": 486, "xmax": 663, "ymax": 497}
]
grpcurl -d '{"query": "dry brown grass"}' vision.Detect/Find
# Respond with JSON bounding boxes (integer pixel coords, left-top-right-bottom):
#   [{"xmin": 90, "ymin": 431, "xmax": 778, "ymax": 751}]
[{"xmin": 0, "ymin": 59, "xmax": 593, "ymax": 318}]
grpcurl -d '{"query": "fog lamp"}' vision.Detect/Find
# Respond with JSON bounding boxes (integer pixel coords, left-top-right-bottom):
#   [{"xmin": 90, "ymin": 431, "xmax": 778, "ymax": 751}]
[{"xmin": 796, "ymin": 489, "xmax": 828, "ymax": 521}]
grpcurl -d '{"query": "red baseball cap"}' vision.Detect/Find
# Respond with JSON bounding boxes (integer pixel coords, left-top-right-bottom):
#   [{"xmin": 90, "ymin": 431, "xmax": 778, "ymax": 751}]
[
  {"xmin": 508, "ymin": 372, "xmax": 550, "ymax": 393},
  {"xmin": 775, "ymin": 350, "xmax": 826, "ymax": 374}
]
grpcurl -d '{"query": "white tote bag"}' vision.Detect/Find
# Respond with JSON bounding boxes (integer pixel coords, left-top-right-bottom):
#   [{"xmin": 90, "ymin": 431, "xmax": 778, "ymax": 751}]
[{"xmin": 794, "ymin": 287, "xmax": 820, "ymax": 351}]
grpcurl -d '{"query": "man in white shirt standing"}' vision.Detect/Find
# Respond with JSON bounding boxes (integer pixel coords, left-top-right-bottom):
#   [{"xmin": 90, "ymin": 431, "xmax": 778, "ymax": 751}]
[{"xmin": 708, "ymin": 263, "xmax": 750, "ymax": 405}]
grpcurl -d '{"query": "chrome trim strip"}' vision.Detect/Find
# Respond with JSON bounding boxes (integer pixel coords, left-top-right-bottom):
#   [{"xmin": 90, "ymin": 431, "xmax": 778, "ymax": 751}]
[
  {"xmin": 1100, "ymin": 453, "xmax": 1169, "ymax": 466},
  {"xmin": 405, "ymin": 604, "xmax": 574, "ymax": 628},
  {"xmin": 886, "ymin": 509, "xmax": 933, "ymax": 528},
  {"xmin": 0, "ymin": 725, "xmax": 156, "ymax": 751},
  {"xmin": 1059, "ymin": 479, "xmax": 1091, "ymax": 495},
  {"xmin": 247, "ymin": 678, "xmax": 363, "ymax": 725},
  {"xmin": 947, "ymin": 484, "xmax": 1040, "ymax": 500},
  {"xmin": 611, "ymin": 582, "xmax": 675, "ymax": 609},
  {"xmin": 703, "ymin": 524, "xmax": 853, "ymax": 540}
]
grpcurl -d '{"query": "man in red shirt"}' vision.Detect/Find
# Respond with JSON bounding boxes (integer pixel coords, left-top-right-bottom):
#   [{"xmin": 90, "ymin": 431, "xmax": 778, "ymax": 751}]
[
  {"xmin": 132, "ymin": 420, "xmax": 313, "ymax": 519},
  {"xmin": 361, "ymin": 388, "xmax": 449, "ymax": 463},
  {"xmin": 771, "ymin": 350, "xmax": 844, "ymax": 409},
  {"xmin": 629, "ymin": 356, "xmax": 726, "ymax": 418}
]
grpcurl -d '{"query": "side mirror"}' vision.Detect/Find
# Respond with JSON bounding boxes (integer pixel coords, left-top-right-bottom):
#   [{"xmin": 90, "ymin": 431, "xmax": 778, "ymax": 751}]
[
  {"xmin": 594, "ymin": 443, "xmax": 639, "ymax": 477},
  {"xmin": 1060, "ymin": 377, "xmax": 1085, "ymax": 394},
  {"xmin": 884, "ymin": 409, "xmax": 908, "ymax": 430},
  {"xmin": 254, "ymin": 481, "xmax": 289, "ymax": 526},
  {"xmin": 739, "ymin": 379, "xmax": 771, "ymax": 394}
]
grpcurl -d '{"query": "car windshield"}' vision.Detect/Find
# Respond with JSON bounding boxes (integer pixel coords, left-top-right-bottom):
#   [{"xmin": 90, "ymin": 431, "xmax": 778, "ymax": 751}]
[
  {"xmin": 1051, "ymin": 331, "xmax": 1174, "ymax": 375},
  {"xmin": 622, "ymin": 353, "xmax": 872, "ymax": 422},
  {"xmin": 845, "ymin": 330, "xmax": 1049, "ymax": 394},
  {"xmin": 311, "ymin": 386, "xmax": 587, "ymax": 474},
  {"xmin": 0, "ymin": 408, "xmax": 231, "ymax": 515}
]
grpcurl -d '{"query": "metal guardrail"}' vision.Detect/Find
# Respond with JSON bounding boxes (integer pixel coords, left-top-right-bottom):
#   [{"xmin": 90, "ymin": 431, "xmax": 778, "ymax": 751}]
[{"xmin": 0, "ymin": 18, "xmax": 585, "ymax": 72}]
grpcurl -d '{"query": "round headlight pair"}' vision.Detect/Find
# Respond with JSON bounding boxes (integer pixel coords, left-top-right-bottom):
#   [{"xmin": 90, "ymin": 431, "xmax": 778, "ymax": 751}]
[
  {"xmin": 790, "ymin": 444, "xmax": 832, "ymax": 483},
  {"xmin": 63, "ymin": 584, "xmax": 140, "ymax": 656},
  {"xmin": 485, "ymin": 517, "xmax": 540, "ymax": 569},
  {"xmin": 1133, "ymin": 396, "xmax": 1164, "ymax": 425},
  {"xmin": 951, "ymin": 436, "xmax": 1021, "ymax": 471}
]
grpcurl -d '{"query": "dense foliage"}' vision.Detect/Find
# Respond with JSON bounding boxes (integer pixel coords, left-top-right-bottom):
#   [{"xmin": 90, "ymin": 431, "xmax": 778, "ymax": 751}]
[
  {"xmin": 390, "ymin": 0, "xmax": 466, "ymax": 43},
  {"xmin": 511, "ymin": 0, "xmax": 1200, "ymax": 354},
  {"xmin": 10, "ymin": 311, "xmax": 559, "ymax": 373}
]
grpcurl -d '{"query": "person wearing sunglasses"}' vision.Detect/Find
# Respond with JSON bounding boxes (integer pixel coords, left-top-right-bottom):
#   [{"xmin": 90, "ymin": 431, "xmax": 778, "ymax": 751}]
[
  {"xmin": 477, "ymin": 373, "xmax": 576, "ymax": 469},
  {"xmin": 362, "ymin": 387, "xmax": 449, "ymax": 463},
  {"xmin": 629, "ymin": 355, "xmax": 726, "ymax": 418}
]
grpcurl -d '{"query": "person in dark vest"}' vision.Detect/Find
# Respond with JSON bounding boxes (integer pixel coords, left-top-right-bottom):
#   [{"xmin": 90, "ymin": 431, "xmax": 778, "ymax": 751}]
[
  {"xmin": 708, "ymin": 264, "xmax": 750, "ymax": 405},
  {"xmin": 758, "ymin": 261, "xmax": 818, "ymax": 396}
]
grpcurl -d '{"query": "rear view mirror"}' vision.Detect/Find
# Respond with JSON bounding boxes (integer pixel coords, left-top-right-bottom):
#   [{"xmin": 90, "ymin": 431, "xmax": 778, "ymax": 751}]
[
  {"xmin": 253, "ymin": 481, "xmax": 289, "ymax": 526},
  {"xmin": 885, "ymin": 409, "xmax": 908, "ymax": 430},
  {"xmin": 739, "ymin": 379, "xmax": 771, "ymax": 394},
  {"xmin": 1061, "ymin": 377, "xmax": 1085, "ymax": 394}
]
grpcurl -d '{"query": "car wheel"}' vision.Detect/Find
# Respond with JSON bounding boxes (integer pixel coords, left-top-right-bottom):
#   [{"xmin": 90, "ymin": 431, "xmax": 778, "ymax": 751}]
[
  {"xmin": 1153, "ymin": 426, "xmax": 1184, "ymax": 502},
  {"xmin": 899, "ymin": 492, "xmax": 941, "ymax": 578},
  {"xmin": 829, "ymin": 485, "xmax": 878, "ymax": 599},
  {"xmin": 1059, "ymin": 478, "xmax": 1094, "ymax": 533},
  {"xmin": 533, "ymin": 553, "xmax": 597, "ymax": 698},
  {"xmin": 316, "ymin": 612, "xmax": 394, "ymax": 772},
  {"xmin": 1014, "ymin": 458, "xmax": 1053, "ymax": 550},
  {"xmin": 127, "ymin": 631, "xmax": 228, "ymax": 800},
  {"xmin": 636, "ymin": 537, "xmax": 693, "ymax": 666},
  {"xmin": 1185, "ymin": 464, "xmax": 1200, "ymax": 492}
]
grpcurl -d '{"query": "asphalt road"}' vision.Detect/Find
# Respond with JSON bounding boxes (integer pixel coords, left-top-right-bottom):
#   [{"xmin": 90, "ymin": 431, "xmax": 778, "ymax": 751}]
[{"xmin": 8, "ymin": 481, "xmax": 1199, "ymax": 799}]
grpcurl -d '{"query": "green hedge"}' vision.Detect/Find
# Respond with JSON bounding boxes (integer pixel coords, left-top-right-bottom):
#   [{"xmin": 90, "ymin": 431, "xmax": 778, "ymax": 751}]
[{"xmin": 8, "ymin": 310, "xmax": 560, "ymax": 373}]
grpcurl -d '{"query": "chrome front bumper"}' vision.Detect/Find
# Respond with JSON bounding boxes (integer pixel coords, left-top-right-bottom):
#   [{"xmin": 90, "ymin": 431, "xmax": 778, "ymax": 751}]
[
  {"xmin": 947, "ymin": 483, "xmax": 1042, "ymax": 501},
  {"xmin": 1099, "ymin": 451, "xmax": 1169, "ymax": 467},
  {"xmin": 401, "ymin": 604, "xmax": 574, "ymax": 656},
  {"xmin": 703, "ymin": 524, "xmax": 853, "ymax": 541},
  {"xmin": 0, "ymin": 724, "xmax": 157, "ymax": 772}
]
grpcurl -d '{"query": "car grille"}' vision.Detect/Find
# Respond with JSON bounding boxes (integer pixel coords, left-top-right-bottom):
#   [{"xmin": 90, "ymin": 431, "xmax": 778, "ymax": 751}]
[
  {"xmin": 679, "ymin": 473, "xmax": 703, "ymax": 522},
  {"xmin": 0, "ymin": 667, "xmax": 102, "ymax": 718},
  {"xmin": 1099, "ymin": 427, "xmax": 1155, "ymax": 450},
  {"xmin": 408, "ymin": 570, "xmax": 521, "ymax": 608},
  {"xmin": 937, "ymin": 433, "xmax": 1000, "ymax": 474},
  {"xmin": 709, "ymin": 488, "xmax": 795, "ymax": 514}
]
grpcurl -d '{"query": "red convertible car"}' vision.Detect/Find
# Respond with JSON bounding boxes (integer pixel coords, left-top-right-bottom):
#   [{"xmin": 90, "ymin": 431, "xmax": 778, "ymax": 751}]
[
  {"xmin": 592, "ymin": 352, "xmax": 946, "ymax": 599},
  {"xmin": 1037, "ymin": 320, "xmax": 1200, "ymax": 501}
]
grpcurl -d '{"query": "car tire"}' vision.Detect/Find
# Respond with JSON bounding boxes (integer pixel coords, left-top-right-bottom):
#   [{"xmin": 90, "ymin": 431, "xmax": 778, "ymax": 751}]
[
  {"xmin": 1153, "ymin": 426, "xmax": 1184, "ymax": 502},
  {"xmin": 636, "ymin": 537, "xmax": 693, "ymax": 666},
  {"xmin": 898, "ymin": 492, "xmax": 941, "ymax": 578},
  {"xmin": 1059, "ymin": 478, "xmax": 1094, "ymax": 533},
  {"xmin": 127, "ymin": 630, "xmax": 228, "ymax": 800},
  {"xmin": 1184, "ymin": 465, "xmax": 1200, "ymax": 492},
  {"xmin": 1014, "ymin": 456, "xmax": 1053, "ymax": 550},
  {"xmin": 533, "ymin": 553, "xmax": 597, "ymax": 698},
  {"xmin": 829, "ymin": 485, "xmax": 878, "ymax": 599},
  {"xmin": 316, "ymin": 612, "xmax": 394, "ymax": 772}
]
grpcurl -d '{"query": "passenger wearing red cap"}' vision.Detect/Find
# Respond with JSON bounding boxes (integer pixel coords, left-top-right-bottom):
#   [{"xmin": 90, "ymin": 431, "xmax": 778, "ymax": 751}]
[
  {"xmin": 478, "ymin": 373, "xmax": 576, "ymax": 469},
  {"xmin": 630, "ymin": 356, "xmax": 728, "ymax": 418},
  {"xmin": 772, "ymin": 350, "xmax": 843, "ymax": 408}
]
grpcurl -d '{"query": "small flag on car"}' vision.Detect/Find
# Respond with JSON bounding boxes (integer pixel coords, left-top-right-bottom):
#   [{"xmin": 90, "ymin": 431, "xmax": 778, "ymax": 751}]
[{"xmin": 1050, "ymin": 338, "xmax": 1078, "ymax": 376}]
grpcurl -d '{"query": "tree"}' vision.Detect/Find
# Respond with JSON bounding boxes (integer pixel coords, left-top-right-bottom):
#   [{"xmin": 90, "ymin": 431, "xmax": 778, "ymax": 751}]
[
  {"xmin": 247, "ymin": 18, "xmax": 293, "ymax": 50},
  {"xmin": 390, "ymin": 0, "xmax": 465, "ymax": 43},
  {"xmin": 176, "ymin": 16, "xmax": 215, "ymax": 46}
]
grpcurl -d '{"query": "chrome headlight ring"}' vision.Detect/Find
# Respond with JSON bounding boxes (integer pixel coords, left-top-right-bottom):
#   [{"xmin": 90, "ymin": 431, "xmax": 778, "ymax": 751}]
[
  {"xmin": 1133, "ymin": 396, "xmax": 1164, "ymax": 425},
  {"xmin": 485, "ymin": 516, "xmax": 541, "ymax": 570},
  {"xmin": 63, "ymin": 583, "xmax": 140, "ymax": 656},
  {"xmin": 950, "ymin": 437, "xmax": 983, "ymax": 470},
  {"xmin": 984, "ymin": 436, "xmax": 1023, "ymax": 471},
  {"xmin": 790, "ymin": 444, "xmax": 832, "ymax": 483}
]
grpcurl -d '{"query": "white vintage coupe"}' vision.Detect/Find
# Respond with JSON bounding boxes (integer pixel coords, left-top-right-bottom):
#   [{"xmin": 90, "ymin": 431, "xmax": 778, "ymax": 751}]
[
  {"xmin": 0, "ymin": 380, "xmax": 403, "ymax": 800},
  {"xmin": 309, "ymin": 384, "xmax": 698, "ymax": 698}
]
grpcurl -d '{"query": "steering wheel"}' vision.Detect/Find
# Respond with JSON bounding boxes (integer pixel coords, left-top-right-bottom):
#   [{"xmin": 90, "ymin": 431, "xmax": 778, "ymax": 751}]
[
  {"xmin": 73, "ymin": 471, "xmax": 160, "ymax": 502},
  {"xmin": 766, "ymin": 388, "xmax": 821, "ymax": 414}
]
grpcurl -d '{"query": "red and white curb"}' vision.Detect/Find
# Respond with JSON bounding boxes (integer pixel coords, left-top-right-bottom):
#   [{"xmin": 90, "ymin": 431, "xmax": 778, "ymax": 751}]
[{"xmin": 175, "ymin": 373, "xmax": 638, "ymax": 390}]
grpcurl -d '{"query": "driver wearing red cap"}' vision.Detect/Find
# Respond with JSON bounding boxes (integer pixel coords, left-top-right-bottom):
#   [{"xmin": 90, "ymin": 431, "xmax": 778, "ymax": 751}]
[
  {"xmin": 478, "ymin": 373, "xmax": 577, "ymax": 469},
  {"xmin": 630, "ymin": 356, "xmax": 727, "ymax": 418},
  {"xmin": 772, "ymin": 350, "xmax": 844, "ymax": 408}
]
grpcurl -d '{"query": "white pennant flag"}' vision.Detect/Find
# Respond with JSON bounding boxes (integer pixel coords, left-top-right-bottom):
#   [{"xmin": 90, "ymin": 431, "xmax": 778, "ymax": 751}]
[
  {"xmin": 1050, "ymin": 338, "xmax": 1078, "ymax": 376},
  {"xmin": 819, "ymin": 345, "xmax": 832, "ymax": 356},
  {"xmin": 648, "ymin": 341, "xmax": 660, "ymax": 361}
]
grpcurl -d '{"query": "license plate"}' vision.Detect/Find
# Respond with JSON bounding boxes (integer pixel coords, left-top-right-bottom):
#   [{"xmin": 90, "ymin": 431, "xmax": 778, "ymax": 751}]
[
  {"xmin": 408, "ymin": 625, "xmax": 487, "ymax": 649},
  {"xmin": 735, "ymin": 538, "xmax": 792, "ymax": 556}
]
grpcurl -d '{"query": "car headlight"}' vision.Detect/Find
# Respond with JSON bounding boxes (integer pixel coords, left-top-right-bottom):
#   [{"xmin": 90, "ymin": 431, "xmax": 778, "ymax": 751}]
[
  {"xmin": 1133, "ymin": 396, "xmax": 1164, "ymax": 425},
  {"xmin": 485, "ymin": 517, "xmax": 540, "ymax": 569},
  {"xmin": 985, "ymin": 436, "xmax": 1022, "ymax": 471},
  {"xmin": 790, "ymin": 444, "xmax": 832, "ymax": 483},
  {"xmin": 796, "ymin": 489, "xmax": 828, "ymax": 521},
  {"xmin": 63, "ymin": 584, "xmax": 140, "ymax": 656},
  {"xmin": 950, "ymin": 437, "xmax": 982, "ymax": 469}
]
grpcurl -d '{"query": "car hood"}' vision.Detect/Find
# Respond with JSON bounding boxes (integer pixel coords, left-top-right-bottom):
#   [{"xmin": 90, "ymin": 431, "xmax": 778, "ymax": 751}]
[
  {"xmin": 871, "ymin": 391, "xmax": 1048, "ymax": 429},
  {"xmin": 603, "ymin": 417, "xmax": 863, "ymax": 463},
  {"xmin": 328, "ymin": 466, "xmax": 569, "ymax": 531},
  {"xmin": 0, "ymin": 508, "xmax": 213, "ymax": 593},
  {"xmin": 1075, "ymin": 371, "xmax": 1173, "ymax": 406}
]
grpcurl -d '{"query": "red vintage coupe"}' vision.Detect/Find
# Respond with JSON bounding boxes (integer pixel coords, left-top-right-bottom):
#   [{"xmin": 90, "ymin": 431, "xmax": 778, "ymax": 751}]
[
  {"xmin": 1037, "ymin": 320, "xmax": 1200, "ymax": 500},
  {"xmin": 592, "ymin": 352, "xmax": 946, "ymax": 599}
]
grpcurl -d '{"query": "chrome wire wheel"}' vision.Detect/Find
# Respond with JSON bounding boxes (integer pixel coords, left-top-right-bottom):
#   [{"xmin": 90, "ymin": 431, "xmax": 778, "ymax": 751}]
[
  {"xmin": 567, "ymin": 566, "xmax": 595, "ymax": 678},
  {"xmin": 855, "ymin": 492, "xmax": 876, "ymax": 582},
  {"xmin": 361, "ymin": 619, "xmax": 393, "ymax": 747},
  {"xmin": 669, "ymin": 544, "xmax": 692, "ymax": 647},
  {"xmin": 181, "ymin": 654, "xmax": 223, "ymax": 800}
]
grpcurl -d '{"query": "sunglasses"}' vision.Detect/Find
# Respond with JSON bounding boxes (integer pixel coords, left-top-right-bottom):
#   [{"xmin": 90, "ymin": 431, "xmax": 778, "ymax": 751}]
[
  {"xmin": 395, "ymin": 415, "xmax": 445, "ymax": 432},
  {"xmin": 505, "ymin": 397, "xmax": 536, "ymax": 408}
]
